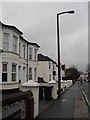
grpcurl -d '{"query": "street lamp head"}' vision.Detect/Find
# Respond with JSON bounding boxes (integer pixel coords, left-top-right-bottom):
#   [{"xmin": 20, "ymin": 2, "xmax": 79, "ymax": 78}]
[
  {"xmin": 57, "ymin": 10, "xmax": 75, "ymax": 15},
  {"xmin": 67, "ymin": 10, "xmax": 75, "ymax": 14}
]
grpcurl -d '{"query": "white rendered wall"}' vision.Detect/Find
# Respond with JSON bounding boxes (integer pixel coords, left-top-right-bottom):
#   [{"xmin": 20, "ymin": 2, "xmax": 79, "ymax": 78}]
[
  {"xmin": 38, "ymin": 61, "xmax": 57, "ymax": 82},
  {"xmin": 38, "ymin": 61, "xmax": 49, "ymax": 82},
  {"xmin": 22, "ymin": 86, "xmax": 39, "ymax": 118},
  {"xmin": 1, "ymin": 26, "xmax": 39, "ymax": 90}
]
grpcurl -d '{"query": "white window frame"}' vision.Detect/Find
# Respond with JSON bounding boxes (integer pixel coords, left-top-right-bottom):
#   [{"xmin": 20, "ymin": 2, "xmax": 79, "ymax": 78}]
[
  {"xmin": 29, "ymin": 48, "xmax": 32, "ymax": 60},
  {"xmin": 12, "ymin": 63, "xmax": 17, "ymax": 81},
  {"xmin": 13, "ymin": 35, "xmax": 17, "ymax": 53},
  {"xmin": 2, "ymin": 63, "xmax": 8, "ymax": 82},
  {"xmin": 29, "ymin": 67, "xmax": 32, "ymax": 80},
  {"xmin": 3, "ymin": 33, "xmax": 9, "ymax": 51}
]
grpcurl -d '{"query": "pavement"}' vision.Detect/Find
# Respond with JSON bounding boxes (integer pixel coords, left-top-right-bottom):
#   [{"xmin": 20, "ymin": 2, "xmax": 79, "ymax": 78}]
[{"xmin": 36, "ymin": 81, "xmax": 89, "ymax": 119}]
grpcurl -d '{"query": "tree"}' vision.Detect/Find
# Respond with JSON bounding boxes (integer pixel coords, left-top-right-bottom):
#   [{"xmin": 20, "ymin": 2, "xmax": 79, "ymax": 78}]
[{"xmin": 65, "ymin": 65, "xmax": 80, "ymax": 81}]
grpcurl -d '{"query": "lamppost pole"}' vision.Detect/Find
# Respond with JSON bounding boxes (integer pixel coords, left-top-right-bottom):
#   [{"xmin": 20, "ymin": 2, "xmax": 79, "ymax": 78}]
[{"xmin": 57, "ymin": 10, "xmax": 74, "ymax": 97}]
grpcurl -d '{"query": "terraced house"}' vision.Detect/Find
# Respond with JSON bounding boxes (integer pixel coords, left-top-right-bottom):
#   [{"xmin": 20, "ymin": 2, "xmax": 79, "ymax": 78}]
[
  {"xmin": 38, "ymin": 53, "xmax": 57, "ymax": 83},
  {"xmin": 0, "ymin": 21, "xmax": 40, "ymax": 89}
]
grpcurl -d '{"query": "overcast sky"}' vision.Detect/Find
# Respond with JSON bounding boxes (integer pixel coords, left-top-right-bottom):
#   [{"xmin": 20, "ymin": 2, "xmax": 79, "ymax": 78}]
[{"xmin": 1, "ymin": 1, "xmax": 88, "ymax": 72}]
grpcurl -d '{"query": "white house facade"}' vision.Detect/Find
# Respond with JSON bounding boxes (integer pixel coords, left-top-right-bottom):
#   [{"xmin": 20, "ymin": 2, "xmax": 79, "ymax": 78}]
[
  {"xmin": 0, "ymin": 21, "xmax": 40, "ymax": 89},
  {"xmin": 38, "ymin": 54, "xmax": 57, "ymax": 83}
]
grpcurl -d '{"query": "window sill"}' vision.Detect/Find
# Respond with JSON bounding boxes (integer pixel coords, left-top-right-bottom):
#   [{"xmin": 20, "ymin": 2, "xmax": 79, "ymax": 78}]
[{"xmin": 2, "ymin": 51, "xmax": 19, "ymax": 55}]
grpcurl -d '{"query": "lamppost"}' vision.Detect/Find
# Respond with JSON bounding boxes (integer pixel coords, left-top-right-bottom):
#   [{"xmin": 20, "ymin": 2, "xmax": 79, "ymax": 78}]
[{"xmin": 57, "ymin": 10, "xmax": 74, "ymax": 97}]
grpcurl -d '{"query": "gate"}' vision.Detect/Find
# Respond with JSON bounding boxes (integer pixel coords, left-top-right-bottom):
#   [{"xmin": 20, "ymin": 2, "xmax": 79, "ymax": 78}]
[
  {"xmin": 44, "ymin": 86, "xmax": 53, "ymax": 100},
  {"xmin": 39, "ymin": 87, "xmax": 44, "ymax": 101}
]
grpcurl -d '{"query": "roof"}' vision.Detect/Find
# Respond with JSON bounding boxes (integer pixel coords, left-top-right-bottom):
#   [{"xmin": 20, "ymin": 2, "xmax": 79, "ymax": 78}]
[
  {"xmin": 38, "ymin": 54, "xmax": 57, "ymax": 64},
  {"xmin": 0, "ymin": 21, "xmax": 23, "ymax": 35},
  {"xmin": 0, "ymin": 21, "xmax": 40, "ymax": 48},
  {"xmin": 20, "ymin": 36, "xmax": 40, "ymax": 48}
]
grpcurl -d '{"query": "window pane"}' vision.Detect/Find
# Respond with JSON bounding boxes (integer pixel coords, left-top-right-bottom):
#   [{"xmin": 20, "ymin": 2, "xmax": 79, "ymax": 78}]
[
  {"xmin": 12, "ymin": 73, "xmax": 16, "ymax": 81},
  {"xmin": 29, "ymin": 67, "xmax": 32, "ymax": 80},
  {"xmin": 3, "ymin": 33, "xmax": 9, "ymax": 51},
  {"xmin": 2, "ymin": 73, "xmax": 7, "ymax": 82},
  {"xmin": 13, "ymin": 36, "xmax": 17, "ymax": 45},
  {"xmin": 29, "ymin": 48, "xmax": 32, "ymax": 53},
  {"xmin": 3, "ymin": 33, "xmax": 9, "ymax": 42},
  {"xmin": 29, "ymin": 74, "xmax": 32, "ymax": 80},
  {"xmin": 29, "ymin": 68, "xmax": 32, "ymax": 73},
  {"xmin": 3, "ymin": 64, "xmax": 7, "ymax": 72},
  {"xmin": 12, "ymin": 64, "xmax": 16, "ymax": 72},
  {"xmin": 29, "ymin": 48, "xmax": 32, "ymax": 59},
  {"xmin": 13, "ymin": 36, "xmax": 17, "ymax": 53},
  {"xmin": 34, "ymin": 49, "xmax": 37, "ymax": 60},
  {"xmin": 3, "ymin": 42, "xmax": 8, "ymax": 51}
]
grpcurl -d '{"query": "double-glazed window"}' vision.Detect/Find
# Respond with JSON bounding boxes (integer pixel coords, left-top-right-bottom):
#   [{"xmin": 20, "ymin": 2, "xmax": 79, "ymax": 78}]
[
  {"xmin": 2, "ymin": 63, "xmax": 8, "ymax": 82},
  {"xmin": 29, "ymin": 67, "xmax": 32, "ymax": 80},
  {"xmin": 29, "ymin": 48, "xmax": 32, "ymax": 60},
  {"xmin": 3, "ymin": 33, "xmax": 9, "ymax": 51},
  {"xmin": 12, "ymin": 64, "xmax": 17, "ymax": 81},
  {"xmin": 13, "ymin": 36, "xmax": 17, "ymax": 53}
]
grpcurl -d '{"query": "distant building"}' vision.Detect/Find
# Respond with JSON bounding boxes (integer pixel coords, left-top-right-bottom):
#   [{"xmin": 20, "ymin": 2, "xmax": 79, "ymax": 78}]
[
  {"xmin": 0, "ymin": 21, "xmax": 40, "ymax": 89},
  {"xmin": 38, "ymin": 54, "xmax": 57, "ymax": 83}
]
